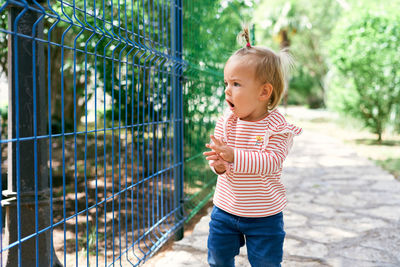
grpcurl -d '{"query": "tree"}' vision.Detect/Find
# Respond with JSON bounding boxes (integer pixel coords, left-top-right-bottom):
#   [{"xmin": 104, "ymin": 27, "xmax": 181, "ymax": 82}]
[
  {"xmin": 254, "ymin": 0, "xmax": 342, "ymax": 108},
  {"xmin": 327, "ymin": 10, "xmax": 400, "ymax": 142}
]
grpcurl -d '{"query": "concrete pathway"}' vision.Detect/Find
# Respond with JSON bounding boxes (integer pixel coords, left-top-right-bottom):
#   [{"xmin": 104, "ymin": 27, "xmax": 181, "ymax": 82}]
[{"xmin": 146, "ymin": 114, "xmax": 400, "ymax": 267}]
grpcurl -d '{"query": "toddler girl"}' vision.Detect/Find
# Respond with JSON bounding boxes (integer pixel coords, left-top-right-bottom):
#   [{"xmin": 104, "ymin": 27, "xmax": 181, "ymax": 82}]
[{"xmin": 203, "ymin": 26, "xmax": 302, "ymax": 267}]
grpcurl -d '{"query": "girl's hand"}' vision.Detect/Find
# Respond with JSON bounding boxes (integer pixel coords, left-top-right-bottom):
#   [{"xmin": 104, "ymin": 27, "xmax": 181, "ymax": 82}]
[
  {"xmin": 203, "ymin": 150, "xmax": 227, "ymax": 174},
  {"xmin": 205, "ymin": 135, "xmax": 234, "ymax": 163},
  {"xmin": 213, "ymin": 162, "xmax": 227, "ymax": 174}
]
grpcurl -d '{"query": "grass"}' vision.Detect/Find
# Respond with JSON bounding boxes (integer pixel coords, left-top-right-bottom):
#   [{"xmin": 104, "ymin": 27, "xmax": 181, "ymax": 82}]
[
  {"xmin": 77, "ymin": 223, "xmax": 105, "ymax": 256},
  {"xmin": 376, "ymin": 158, "xmax": 400, "ymax": 179},
  {"xmin": 285, "ymin": 106, "xmax": 400, "ymax": 181}
]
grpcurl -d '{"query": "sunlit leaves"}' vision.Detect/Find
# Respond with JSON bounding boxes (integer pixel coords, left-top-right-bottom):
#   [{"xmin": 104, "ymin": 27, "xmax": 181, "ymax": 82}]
[{"xmin": 327, "ymin": 10, "xmax": 400, "ymax": 141}]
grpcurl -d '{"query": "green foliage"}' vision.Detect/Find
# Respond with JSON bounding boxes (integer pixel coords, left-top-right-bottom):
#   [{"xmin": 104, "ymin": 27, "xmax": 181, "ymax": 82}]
[
  {"xmin": 1, "ymin": 0, "xmax": 158, "ymax": 133},
  {"xmin": 91, "ymin": 0, "xmax": 171, "ymax": 128},
  {"xmin": 376, "ymin": 158, "xmax": 400, "ymax": 180},
  {"xmin": 327, "ymin": 10, "xmax": 400, "ymax": 141},
  {"xmin": 76, "ymin": 222, "xmax": 105, "ymax": 256},
  {"xmin": 182, "ymin": 0, "xmax": 253, "ymax": 139},
  {"xmin": 182, "ymin": 0, "xmax": 253, "ymax": 217},
  {"xmin": 183, "ymin": 0, "xmax": 252, "ymax": 119},
  {"xmin": 289, "ymin": 66, "xmax": 322, "ymax": 108},
  {"xmin": 254, "ymin": 0, "xmax": 342, "ymax": 108}
]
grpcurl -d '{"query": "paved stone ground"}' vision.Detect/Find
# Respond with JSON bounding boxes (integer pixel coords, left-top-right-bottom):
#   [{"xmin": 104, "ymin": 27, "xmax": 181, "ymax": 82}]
[{"xmin": 146, "ymin": 110, "xmax": 400, "ymax": 267}]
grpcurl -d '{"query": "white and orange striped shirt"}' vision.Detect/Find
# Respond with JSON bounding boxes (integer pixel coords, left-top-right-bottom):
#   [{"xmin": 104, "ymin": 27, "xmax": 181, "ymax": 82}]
[{"xmin": 210, "ymin": 108, "xmax": 302, "ymax": 217}]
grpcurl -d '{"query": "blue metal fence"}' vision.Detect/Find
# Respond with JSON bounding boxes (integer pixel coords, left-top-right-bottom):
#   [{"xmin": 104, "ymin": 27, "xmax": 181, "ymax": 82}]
[{"xmin": 0, "ymin": 0, "xmax": 185, "ymax": 265}]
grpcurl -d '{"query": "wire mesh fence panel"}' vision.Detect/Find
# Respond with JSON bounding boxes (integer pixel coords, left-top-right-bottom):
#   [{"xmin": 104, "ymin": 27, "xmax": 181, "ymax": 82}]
[
  {"xmin": 0, "ymin": 0, "xmax": 184, "ymax": 266},
  {"xmin": 0, "ymin": 0, "xmax": 253, "ymax": 265}
]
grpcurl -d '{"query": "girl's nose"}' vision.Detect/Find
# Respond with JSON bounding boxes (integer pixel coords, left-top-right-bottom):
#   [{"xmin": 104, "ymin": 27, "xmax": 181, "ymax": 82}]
[{"xmin": 224, "ymin": 86, "xmax": 231, "ymax": 96}]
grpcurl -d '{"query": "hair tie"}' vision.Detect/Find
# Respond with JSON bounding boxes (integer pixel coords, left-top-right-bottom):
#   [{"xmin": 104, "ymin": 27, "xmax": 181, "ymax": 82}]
[{"xmin": 246, "ymin": 42, "xmax": 251, "ymax": 48}]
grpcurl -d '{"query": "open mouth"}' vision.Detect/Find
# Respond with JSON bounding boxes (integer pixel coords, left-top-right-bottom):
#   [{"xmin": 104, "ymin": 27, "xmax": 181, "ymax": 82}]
[{"xmin": 226, "ymin": 99, "xmax": 235, "ymax": 108}]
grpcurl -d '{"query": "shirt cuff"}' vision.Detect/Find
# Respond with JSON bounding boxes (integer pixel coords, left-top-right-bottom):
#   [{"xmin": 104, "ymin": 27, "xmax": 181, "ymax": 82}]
[{"xmin": 210, "ymin": 161, "xmax": 226, "ymax": 175}]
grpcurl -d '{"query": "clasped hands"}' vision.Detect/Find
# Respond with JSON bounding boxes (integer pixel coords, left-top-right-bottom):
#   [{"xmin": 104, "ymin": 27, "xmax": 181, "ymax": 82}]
[{"xmin": 203, "ymin": 135, "xmax": 234, "ymax": 174}]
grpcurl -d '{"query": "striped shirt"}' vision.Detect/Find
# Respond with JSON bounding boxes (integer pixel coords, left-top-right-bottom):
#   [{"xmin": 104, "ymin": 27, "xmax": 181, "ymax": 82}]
[{"xmin": 210, "ymin": 108, "xmax": 302, "ymax": 217}]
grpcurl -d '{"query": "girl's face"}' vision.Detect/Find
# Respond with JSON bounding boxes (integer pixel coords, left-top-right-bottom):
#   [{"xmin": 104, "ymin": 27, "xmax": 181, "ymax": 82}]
[{"xmin": 224, "ymin": 56, "xmax": 272, "ymax": 121}]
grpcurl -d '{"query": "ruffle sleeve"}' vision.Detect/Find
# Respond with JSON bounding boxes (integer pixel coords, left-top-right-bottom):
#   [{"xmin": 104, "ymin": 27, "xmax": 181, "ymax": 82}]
[
  {"xmin": 266, "ymin": 122, "xmax": 303, "ymax": 136},
  {"xmin": 261, "ymin": 121, "xmax": 303, "ymax": 151}
]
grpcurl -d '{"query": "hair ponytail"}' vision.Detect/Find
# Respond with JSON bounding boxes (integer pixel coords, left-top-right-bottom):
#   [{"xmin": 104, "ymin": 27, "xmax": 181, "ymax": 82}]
[
  {"xmin": 236, "ymin": 23, "xmax": 251, "ymax": 47},
  {"xmin": 277, "ymin": 47, "xmax": 296, "ymax": 89}
]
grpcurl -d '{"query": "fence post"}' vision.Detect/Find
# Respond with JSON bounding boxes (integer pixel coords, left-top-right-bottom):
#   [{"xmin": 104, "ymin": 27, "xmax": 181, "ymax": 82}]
[
  {"xmin": 172, "ymin": 0, "xmax": 184, "ymax": 241},
  {"xmin": 3, "ymin": 2, "xmax": 61, "ymax": 266}
]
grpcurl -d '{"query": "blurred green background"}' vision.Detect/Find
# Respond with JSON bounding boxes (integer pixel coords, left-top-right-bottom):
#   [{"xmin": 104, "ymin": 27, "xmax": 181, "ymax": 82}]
[{"xmin": 254, "ymin": 0, "xmax": 400, "ymax": 140}]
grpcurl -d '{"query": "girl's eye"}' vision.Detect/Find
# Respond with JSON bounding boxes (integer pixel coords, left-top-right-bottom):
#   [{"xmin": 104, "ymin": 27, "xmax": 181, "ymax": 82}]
[
  {"xmin": 234, "ymin": 82, "xmax": 240, "ymax": 87},
  {"xmin": 224, "ymin": 82, "xmax": 228, "ymax": 86}
]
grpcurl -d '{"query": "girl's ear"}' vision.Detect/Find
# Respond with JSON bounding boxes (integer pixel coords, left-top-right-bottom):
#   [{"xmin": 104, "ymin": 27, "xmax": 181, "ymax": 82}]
[{"xmin": 259, "ymin": 83, "xmax": 273, "ymax": 101}]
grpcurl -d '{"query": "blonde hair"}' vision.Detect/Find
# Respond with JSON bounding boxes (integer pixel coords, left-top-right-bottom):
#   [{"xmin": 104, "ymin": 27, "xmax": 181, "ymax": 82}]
[{"xmin": 232, "ymin": 25, "xmax": 295, "ymax": 111}]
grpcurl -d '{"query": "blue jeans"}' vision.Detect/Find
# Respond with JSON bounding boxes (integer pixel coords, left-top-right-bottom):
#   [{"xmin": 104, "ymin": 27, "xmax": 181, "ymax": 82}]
[{"xmin": 207, "ymin": 206, "xmax": 285, "ymax": 267}]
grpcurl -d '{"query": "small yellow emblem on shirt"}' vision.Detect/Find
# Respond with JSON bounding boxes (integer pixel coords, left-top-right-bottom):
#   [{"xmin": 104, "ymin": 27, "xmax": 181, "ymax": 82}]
[{"xmin": 255, "ymin": 136, "xmax": 263, "ymax": 146}]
